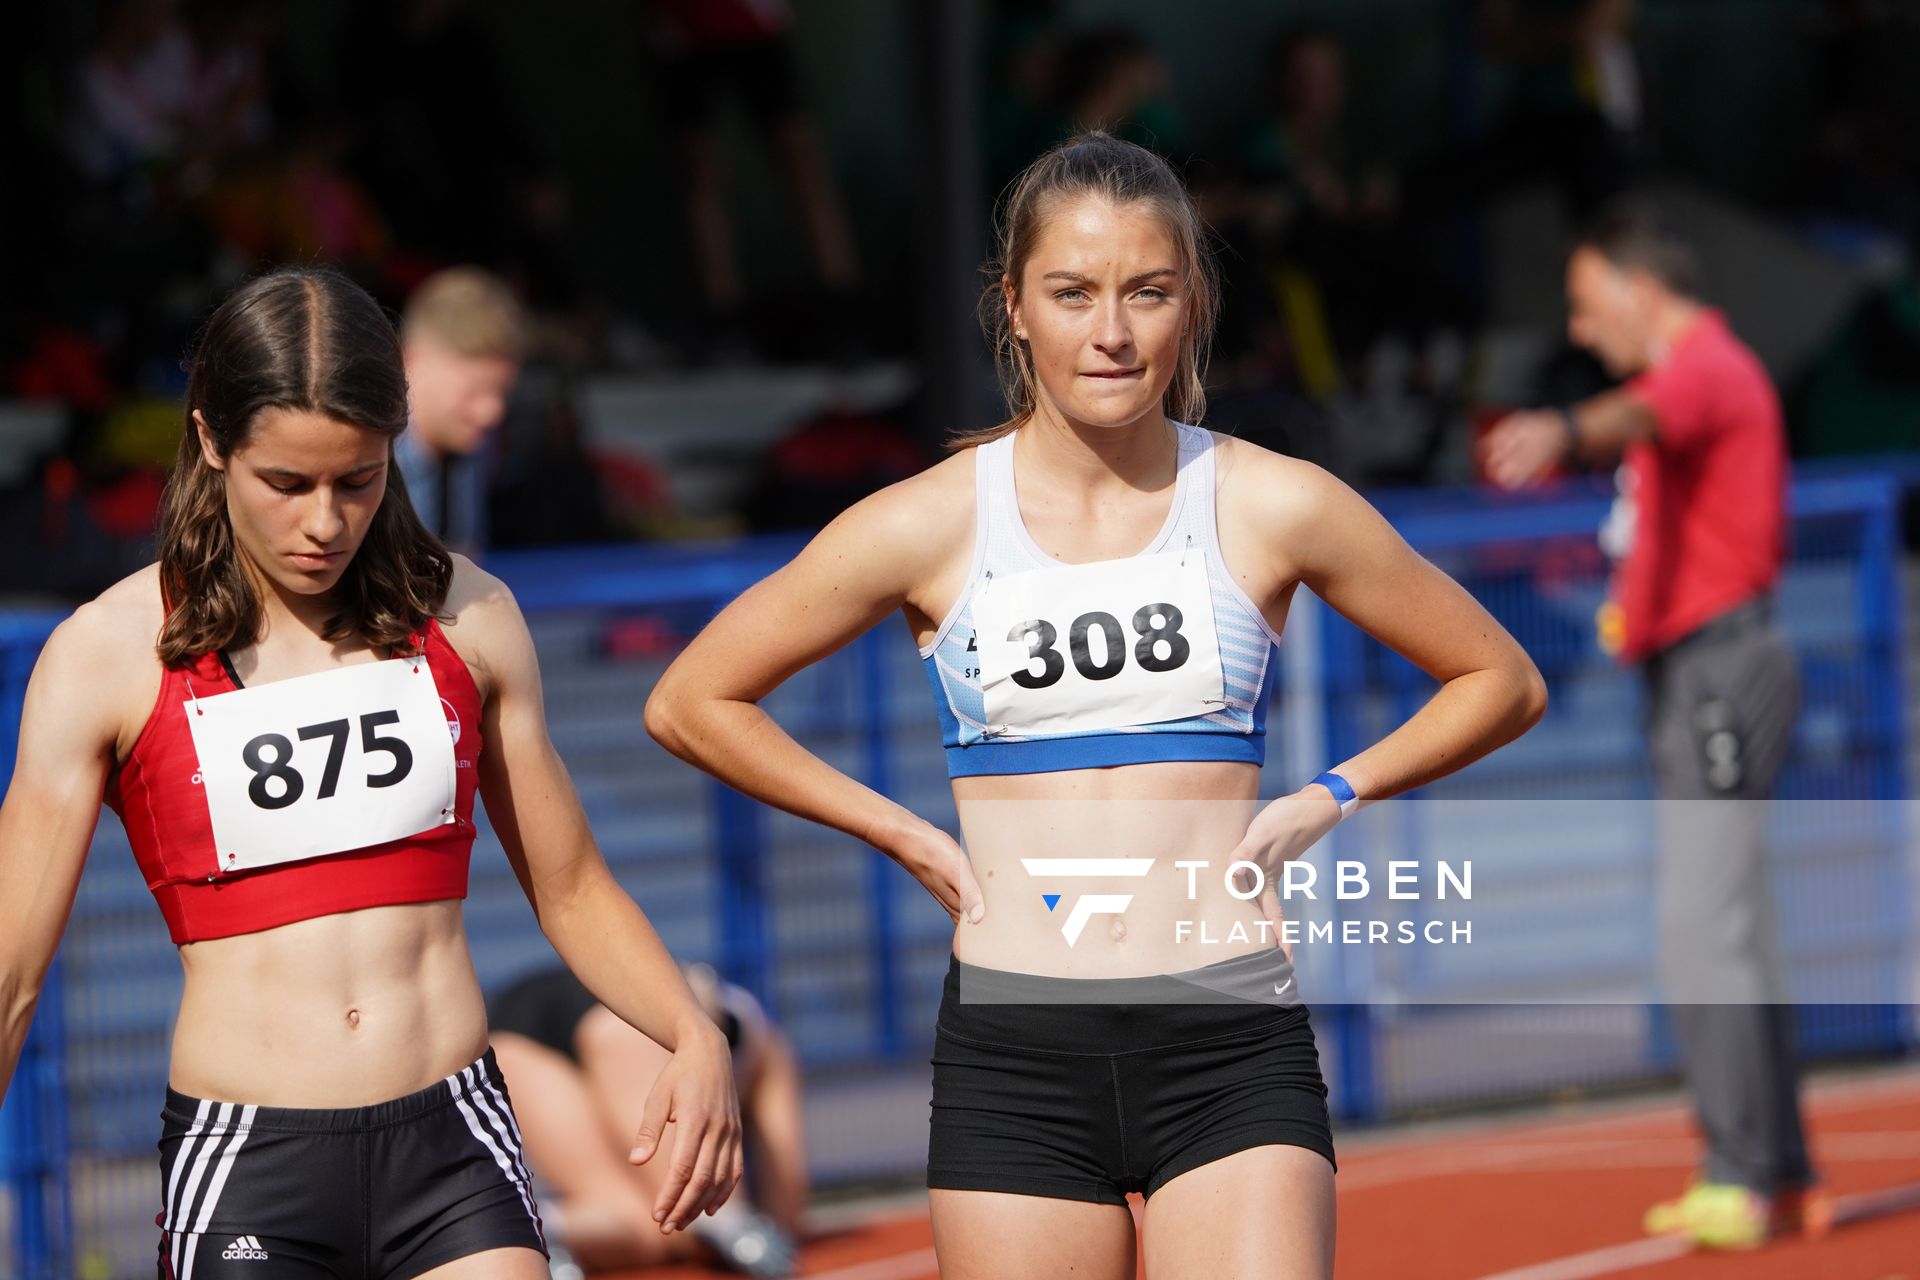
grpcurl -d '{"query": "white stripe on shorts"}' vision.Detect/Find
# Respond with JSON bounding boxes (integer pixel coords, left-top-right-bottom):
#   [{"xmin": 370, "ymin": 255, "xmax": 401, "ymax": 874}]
[
  {"xmin": 181, "ymin": 1104, "xmax": 257, "ymax": 1279},
  {"xmin": 169, "ymin": 1102, "xmax": 231, "ymax": 1276},
  {"xmin": 449, "ymin": 1068, "xmax": 543, "ymax": 1240},
  {"xmin": 162, "ymin": 1099, "xmax": 212, "ymax": 1236},
  {"xmin": 473, "ymin": 1060, "xmax": 545, "ymax": 1245}
]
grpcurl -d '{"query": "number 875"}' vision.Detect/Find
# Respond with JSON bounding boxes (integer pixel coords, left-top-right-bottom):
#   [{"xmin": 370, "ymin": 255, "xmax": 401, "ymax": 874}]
[{"xmin": 241, "ymin": 710, "xmax": 414, "ymax": 810}]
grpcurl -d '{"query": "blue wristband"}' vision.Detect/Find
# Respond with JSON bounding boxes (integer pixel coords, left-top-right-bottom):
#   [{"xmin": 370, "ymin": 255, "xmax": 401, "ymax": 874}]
[{"xmin": 1309, "ymin": 771, "xmax": 1359, "ymax": 818}]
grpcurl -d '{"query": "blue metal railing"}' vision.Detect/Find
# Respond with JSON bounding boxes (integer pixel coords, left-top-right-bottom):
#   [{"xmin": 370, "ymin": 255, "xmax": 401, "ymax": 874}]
[
  {"xmin": 2, "ymin": 469, "xmax": 1912, "ymax": 1276},
  {"xmin": 1, "ymin": 613, "xmax": 71, "ymax": 1280}
]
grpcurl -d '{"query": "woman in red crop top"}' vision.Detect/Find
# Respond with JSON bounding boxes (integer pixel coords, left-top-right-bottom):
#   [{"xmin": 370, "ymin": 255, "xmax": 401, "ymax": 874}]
[
  {"xmin": 645, "ymin": 134, "xmax": 1548, "ymax": 1279},
  {"xmin": 0, "ymin": 268, "xmax": 739, "ymax": 1279}
]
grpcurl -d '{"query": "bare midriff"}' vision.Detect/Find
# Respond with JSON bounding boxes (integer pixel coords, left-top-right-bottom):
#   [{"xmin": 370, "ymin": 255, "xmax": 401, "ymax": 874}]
[
  {"xmin": 950, "ymin": 758, "xmax": 1273, "ymax": 978},
  {"xmin": 169, "ymin": 900, "xmax": 488, "ymax": 1107}
]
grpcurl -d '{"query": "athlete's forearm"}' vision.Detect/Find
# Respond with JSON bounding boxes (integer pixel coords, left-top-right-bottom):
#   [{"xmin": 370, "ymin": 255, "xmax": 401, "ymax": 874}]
[
  {"xmin": 1568, "ymin": 389, "xmax": 1656, "ymax": 465},
  {"xmin": 0, "ymin": 791, "xmax": 95, "ymax": 1108},
  {"xmin": 1329, "ymin": 663, "xmax": 1545, "ymax": 803},
  {"xmin": 538, "ymin": 869, "xmax": 714, "ymax": 1051},
  {"xmin": 646, "ymin": 693, "xmax": 923, "ymax": 856}
]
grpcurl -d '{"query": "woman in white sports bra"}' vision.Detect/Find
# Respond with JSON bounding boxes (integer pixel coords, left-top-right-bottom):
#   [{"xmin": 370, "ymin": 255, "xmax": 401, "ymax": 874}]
[{"xmin": 647, "ymin": 134, "xmax": 1546, "ymax": 1280}]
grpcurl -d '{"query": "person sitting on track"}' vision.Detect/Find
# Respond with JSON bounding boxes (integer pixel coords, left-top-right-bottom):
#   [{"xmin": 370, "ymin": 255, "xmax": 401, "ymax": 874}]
[
  {"xmin": 644, "ymin": 132, "xmax": 1547, "ymax": 1280},
  {"xmin": 490, "ymin": 963, "xmax": 807, "ymax": 1278},
  {"xmin": 0, "ymin": 266, "xmax": 740, "ymax": 1279}
]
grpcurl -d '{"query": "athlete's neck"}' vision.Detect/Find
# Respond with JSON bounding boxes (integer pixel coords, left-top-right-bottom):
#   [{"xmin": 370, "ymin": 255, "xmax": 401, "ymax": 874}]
[
  {"xmin": 1016, "ymin": 408, "xmax": 1178, "ymax": 498},
  {"xmin": 243, "ymin": 554, "xmax": 345, "ymax": 647}
]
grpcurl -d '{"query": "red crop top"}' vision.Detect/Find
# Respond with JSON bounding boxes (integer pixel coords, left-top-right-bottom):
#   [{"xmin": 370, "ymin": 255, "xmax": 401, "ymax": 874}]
[{"xmin": 105, "ymin": 619, "xmax": 484, "ymax": 944}]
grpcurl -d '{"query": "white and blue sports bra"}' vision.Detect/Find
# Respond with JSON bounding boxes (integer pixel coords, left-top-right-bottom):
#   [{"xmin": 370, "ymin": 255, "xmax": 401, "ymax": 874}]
[{"xmin": 919, "ymin": 422, "xmax": 1283, "ymax": 777}]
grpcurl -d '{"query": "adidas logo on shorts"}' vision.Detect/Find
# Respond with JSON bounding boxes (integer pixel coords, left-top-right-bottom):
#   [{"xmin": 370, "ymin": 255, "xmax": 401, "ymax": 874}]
[{"xmin": 220, "ymin": 1235, "xmax": 270, "ymax": 1261}]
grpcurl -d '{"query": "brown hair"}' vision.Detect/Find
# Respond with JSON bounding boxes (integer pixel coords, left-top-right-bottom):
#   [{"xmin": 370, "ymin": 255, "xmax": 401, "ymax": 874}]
[
  {"xmin": 1577, "ymin": 201, "xmax": 1703, "ymax": 300},
  {"xmin": 400, "ymin": 266, "xmax": 528, "ymax": 362},
  {"xmin": 157, "ymin": 267, "xmax": 453, "ymax": 665},
  {"xmin": 956, "ymin": 131, "xmax": 1219, "ymax": 448}
]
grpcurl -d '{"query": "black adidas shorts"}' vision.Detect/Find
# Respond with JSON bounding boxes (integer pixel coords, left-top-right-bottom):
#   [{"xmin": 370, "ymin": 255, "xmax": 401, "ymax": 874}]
[
  {"xmin": 928, "ymin": 953, "xmax": 1336, "ymax": 1205},
  {"xmin": 156, "ymin": 1049, "xmax": 545, "ymax": 1278}
]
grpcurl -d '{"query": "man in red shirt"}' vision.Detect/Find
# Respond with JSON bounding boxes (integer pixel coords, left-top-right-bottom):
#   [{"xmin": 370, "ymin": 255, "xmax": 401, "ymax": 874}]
[{"xmin": 1486, "ymin": 205, "xmax": 1823, "ymax": 1248}]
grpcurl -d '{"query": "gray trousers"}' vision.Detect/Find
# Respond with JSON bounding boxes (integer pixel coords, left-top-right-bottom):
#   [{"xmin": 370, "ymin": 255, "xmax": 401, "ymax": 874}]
[{"xmin": 1647, "ymin": 606, "xmax": 1813, "ymax": 1193}]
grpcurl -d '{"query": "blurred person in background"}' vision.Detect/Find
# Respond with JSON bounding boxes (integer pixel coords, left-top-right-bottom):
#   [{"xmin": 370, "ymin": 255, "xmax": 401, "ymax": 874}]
[
  {"xmin": 397, "ymin": 267, "xmax": 527, "ymax": 558},
  {"xmin": 1484, "ymin": 205, "xmax": 1826, "ymax": 1250},
  {"xmin": 1053, "ymin": 25, "xmax": 1186, "ymax": 164},
  {"xmin": 1794, "ymin": 236, "xmax": 1920, "ymax": 456},
  {"xmin": 337, "ymin": 0, "xmax": 574, "ymax": 306},
  {"xmin": 644, "ymin": 0, "xmax": 860, "ymax": 362},
  {"xmin": 1235, "ymin": 26, "xmax": 1410, "ymax": 391},
  {"xmin": 491, "ymin": 963, "xmax": 808, "ymax": 1278},
  {"xmin": 1471, "ymin": 0, "xmax": 1641, "ymax": 216},
  {"xmin": 64, "ymin": 0, "xmax": 199, "ymax": 189}
]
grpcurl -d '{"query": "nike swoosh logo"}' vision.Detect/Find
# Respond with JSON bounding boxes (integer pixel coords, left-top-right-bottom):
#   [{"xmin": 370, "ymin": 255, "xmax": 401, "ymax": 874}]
[{"xmin": 1274, "ymin": 978, "xmax": 1295, "ymax": 996}]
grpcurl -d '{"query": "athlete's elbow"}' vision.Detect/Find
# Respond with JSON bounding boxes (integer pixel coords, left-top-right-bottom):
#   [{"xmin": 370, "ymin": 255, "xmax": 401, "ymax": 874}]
[
  {"xmin": 1511, "ymin": 659, "xmax": 1549, "ymax": 732},
  {"xmin": 645, "ymin": 678, "xmax": 716, "ymax": 763},
  {"xmin": 643, "ymin": 685, "xmax": 690, "ymax": 758}
]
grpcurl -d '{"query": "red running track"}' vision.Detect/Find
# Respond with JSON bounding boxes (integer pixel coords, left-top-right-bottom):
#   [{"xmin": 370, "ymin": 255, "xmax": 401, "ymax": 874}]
[{"xmin": 610, "ymin": 1066, "xmax": 1920, "ymax": 1278}]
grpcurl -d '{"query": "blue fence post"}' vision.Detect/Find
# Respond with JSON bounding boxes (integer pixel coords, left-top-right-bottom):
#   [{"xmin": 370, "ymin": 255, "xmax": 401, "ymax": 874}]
[
  {"xmin": 2, "ymin": 957, "xmax": 72, "ymax": 1280},
  {"xmin": 712, "ymin": 782, "xmax": 771, "ymax": 1003},
  {"xmin": 1855, "ymin": 482, "xmax": 1913, "ymax": 1050},
  {"xmin": 1, "ymin": 619, "xmax": 70, "ymax": 1280},
  {"xmin": 1318, "ymin": 610, "xmax": 1381, "ymax": 1123}
]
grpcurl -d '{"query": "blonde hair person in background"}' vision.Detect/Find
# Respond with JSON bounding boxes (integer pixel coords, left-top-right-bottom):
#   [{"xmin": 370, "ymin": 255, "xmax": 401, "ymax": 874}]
[{"xmin": 398, "ymin": 267, "xmax": 528, "ymax": 558}]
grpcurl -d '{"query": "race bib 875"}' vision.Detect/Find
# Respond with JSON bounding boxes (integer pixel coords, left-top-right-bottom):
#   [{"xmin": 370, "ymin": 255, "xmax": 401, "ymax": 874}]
[
  {"xmin": 184, "ymin": 658, "xmax": 458, "ymax": 876},
  {"xmin": 972, "ymin": 549, "xmax": 1225, "ymax": 737}
]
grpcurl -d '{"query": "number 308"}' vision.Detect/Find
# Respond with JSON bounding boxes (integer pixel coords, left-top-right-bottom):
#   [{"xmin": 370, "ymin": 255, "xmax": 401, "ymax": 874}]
[{"xmin": 1008, "ymin": 603, "xmax": 1188, "ymax": 689}]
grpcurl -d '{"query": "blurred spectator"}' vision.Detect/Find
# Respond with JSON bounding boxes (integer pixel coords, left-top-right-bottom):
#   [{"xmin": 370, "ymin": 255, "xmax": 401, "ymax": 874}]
[
  {"xmin": 490, "ymin": 963, "xmax": 808, "ymax": 1277},
  {"xmin": 336, "ymin": 0, "xmax": 573, "ymax": 304},
  {"xmin": 1792, "ymin": 0, "xmax": 1920, "ymax": 246},
  {"xmin": 1238, "ymin": 26, "xmax": 1414, "ymax": 376},
  {"xmin": 644, "ymin": 0, "xmax": 859, "ymax": 361},
  {"xmin": 1468, "ymin": 0, "xmax": 1640, "ymax": 216},
  {"xmin": 1244, "ymin": 27, "xmax": 1396, "ymax": 234},
  {"xmin": 1484, "ymin": 207, "xmax": 1821, "ymax": 1249},
  {"xmin": 64, "ymin": 0, "xmax": 197, "ymax": 188},
  {"xmin": 488, "ymin": 383, "xmax": 624, "ymax": 548},
  {"xmin": 1794, "ymin": 246, "xmax": 1920, "ymax": 456},
  {"xmin": 1054, "ymin": 25, "xmax": 1187, "ymax": 162},
  {"xmin": 982, "ymin": 0, "xmax": 1067, "ymax": 206},
  {"xmin": 743, "ymin": 403, "xmax": 930, "ymax": 533},
  {"xmin": 196, "ymin": 111, "xmax": 390, "ymax": 277},
  {"xmin": 396, "ymin": 268, "xmax": 527, "ymax": 558}
]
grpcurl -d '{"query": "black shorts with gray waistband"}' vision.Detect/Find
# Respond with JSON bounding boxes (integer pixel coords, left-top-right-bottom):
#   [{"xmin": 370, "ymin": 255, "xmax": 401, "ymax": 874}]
[
  {"xmin": 155, "ymin": 1048, "xmax": 545, "ymax": 1279},
  {"xmin": 927, "ymin": 950, "xmax": 1335, "ymax": 1205}
]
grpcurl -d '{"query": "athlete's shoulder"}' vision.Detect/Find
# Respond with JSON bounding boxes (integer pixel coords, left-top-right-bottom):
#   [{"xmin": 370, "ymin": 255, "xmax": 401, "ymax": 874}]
[
  {"xmin": 816, "ymin": 448, "xmax": 975, "ymax": 559},
  {"xmin": 29, "ymin": 565, "xmax": 164, "ymax": 744},
  {"xmin": 853, "ymin": 447, "xmax": 974, "ymax": 527},
  {"xmin": 434, "ymin": 554, "xmax": 521, "ymax": 674},
  {"xmin": 441, "ymin": 553, "xmax": 513, "ymax": 623},
  {"xmin": 56, "ymin": 564, "xmax": 165, "ymax": 668},
  {"xmin": 1208, "ymin": 431, "xmax": 1347, "ymax": 527}
]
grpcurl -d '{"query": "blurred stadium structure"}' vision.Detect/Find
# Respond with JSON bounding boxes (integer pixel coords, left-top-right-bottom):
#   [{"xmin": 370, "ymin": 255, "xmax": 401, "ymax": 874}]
[
  {"xmin": 10, "ymin": 0, "xmax": 1920, "ymax": 1275},
  {"xmin": 3, "ymin": 467, "xmax": 1913, "ymax": 1278}
]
